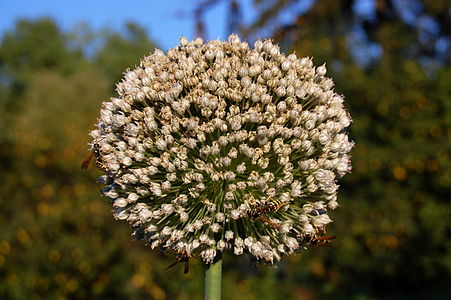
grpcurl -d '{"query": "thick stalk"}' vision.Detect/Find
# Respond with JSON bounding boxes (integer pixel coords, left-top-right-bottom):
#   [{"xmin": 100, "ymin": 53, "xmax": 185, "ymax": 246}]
[{"xmin": 204, "ymin": 254, "xmax": 222, "ymax": 300}]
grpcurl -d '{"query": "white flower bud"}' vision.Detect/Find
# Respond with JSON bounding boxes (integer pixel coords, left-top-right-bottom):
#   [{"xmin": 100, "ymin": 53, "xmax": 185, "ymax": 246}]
[
  {"xmin": 317, "ymin": 64, "xmax": 327, "ymax": 76},
  {"xmin": 281, "ymin": 60, "xmax": 291, "ymax": 71}
]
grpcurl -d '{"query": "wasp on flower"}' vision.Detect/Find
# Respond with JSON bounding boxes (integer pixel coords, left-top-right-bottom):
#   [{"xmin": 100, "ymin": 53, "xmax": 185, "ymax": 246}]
[{"xmin": 86, "ymin": 34, "xmax": 353, "ymax": 265}]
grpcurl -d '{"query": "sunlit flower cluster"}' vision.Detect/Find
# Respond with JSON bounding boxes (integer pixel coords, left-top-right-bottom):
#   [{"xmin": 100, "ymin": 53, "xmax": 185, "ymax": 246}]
[{"xmin": 88, "ymin": 34, "xmax": 353, "ymax": 264}]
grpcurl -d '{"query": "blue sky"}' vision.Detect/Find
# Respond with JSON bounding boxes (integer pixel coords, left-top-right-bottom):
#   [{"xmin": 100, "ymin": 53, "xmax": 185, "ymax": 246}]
[
  {"xmin": 0, "ymin": 0, "xmax": 390, "ymax": 62},
  {"xmin": 0, "ymin": 0, "xmax": 256, "ymax": 50}
]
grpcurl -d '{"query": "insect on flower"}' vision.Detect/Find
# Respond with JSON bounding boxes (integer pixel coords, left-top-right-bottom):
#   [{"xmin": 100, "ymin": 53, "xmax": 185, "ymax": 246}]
[
  {"xmin": 81, "ymin": 143, "xmax": 109, "ymax": 172},
  {"xmin": 249, "ymin": 198, "xmax": 287, "ymax": 218},
  {"xmin": 304, "ymin": 235, "xmax": 336, "ymax": 247},
  {"xmin": 164, "ymin": 249, "xmax": 193, "ymax": 274},
  {"xmin": 247, "ymin": 196, "xmax": 288, "ymax": 229},
  {"xmin": 309, "ymin": 208, "xmax": 330, "ymax": 234},
  {"xmin": 309, "ymin": 208, "xmax": 327, "ymax": 216}
]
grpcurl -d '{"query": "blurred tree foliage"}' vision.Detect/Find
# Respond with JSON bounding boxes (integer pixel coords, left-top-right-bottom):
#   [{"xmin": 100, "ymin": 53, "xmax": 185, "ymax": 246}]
[
  {"xmin": 0, "ymin": 0, "xmax": 450, "ymax": 298},
  {"xmin": 95, "ymin": 22, "xmax": 158, "ymax": 86}
]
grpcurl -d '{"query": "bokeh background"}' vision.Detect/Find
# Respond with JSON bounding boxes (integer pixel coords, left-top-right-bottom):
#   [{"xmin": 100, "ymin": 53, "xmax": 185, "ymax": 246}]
[{"xmin": 0, "ymin": 0, "xmax": 450, "ymax": 299}]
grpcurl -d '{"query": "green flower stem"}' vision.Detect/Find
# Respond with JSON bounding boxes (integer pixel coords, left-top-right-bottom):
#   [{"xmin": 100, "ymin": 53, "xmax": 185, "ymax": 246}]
[{"xmin": 205, "ymin": 254, "xmax": 222, "ymax": 300}]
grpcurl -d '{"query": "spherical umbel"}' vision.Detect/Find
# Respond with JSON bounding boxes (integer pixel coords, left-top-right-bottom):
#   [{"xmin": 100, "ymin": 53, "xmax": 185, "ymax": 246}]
[{"xmin": 87, "ymin": 34, "xmax": 353, "ymax": 265}]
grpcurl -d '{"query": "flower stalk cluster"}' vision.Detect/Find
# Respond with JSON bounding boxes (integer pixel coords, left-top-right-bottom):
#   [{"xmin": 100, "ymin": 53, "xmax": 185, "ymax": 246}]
[{"xmin": 88, "ymin": 34, "xmax": 353, "ymax": 264}]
